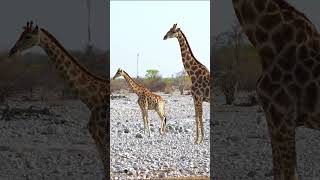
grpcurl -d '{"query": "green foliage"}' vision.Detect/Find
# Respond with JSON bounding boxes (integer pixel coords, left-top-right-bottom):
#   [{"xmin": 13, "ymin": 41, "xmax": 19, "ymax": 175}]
[{"xmin": 145, "ymin": 69, "xmax": 160, "ymax": 79}]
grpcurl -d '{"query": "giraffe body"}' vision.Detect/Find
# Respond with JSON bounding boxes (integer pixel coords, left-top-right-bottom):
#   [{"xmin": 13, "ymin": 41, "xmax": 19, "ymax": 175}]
[
  {"xmin": 232, "ymin": 0, "xmax": 320, "ymax": 179},
  {"xmin": 164, "ymin": 24, "xmax": 210, "ymax": 144},
  {"xmin": 113, "ymin": 69, "xmax": 166, "ymax": 136},
  {"xmin": 9, "ymin": 22, "xmax": 109, "ymax": 176}
]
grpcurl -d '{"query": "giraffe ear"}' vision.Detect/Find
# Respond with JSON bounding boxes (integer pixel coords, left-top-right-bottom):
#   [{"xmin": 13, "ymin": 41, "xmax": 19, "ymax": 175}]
[{"xmin": 176, "ymin": 28, "xmax": 180, "ymax": 32}]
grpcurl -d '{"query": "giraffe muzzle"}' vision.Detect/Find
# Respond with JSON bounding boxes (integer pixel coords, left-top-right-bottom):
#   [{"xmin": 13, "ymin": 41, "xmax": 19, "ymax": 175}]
[
  {"xmin": 8, "ymin": 46, "xmax": 18, "ymax": 57},
  {"xmin": 163, "ymin": 35, "xmax": 168, "ymax": 40}
]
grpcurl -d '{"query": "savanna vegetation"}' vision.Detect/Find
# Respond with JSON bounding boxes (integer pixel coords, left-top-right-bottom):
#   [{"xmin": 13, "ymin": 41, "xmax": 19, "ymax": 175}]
[
  {"xmin": 111, "ymin": 69, "xmax": 192, "ymax": 95},
  {"xmin": 212, "ymin": 21, "xmax": 261, "ymax": 104},
  {"xmin": 0, "ymin": 47, "xmax": 108, "ymax": 102}
]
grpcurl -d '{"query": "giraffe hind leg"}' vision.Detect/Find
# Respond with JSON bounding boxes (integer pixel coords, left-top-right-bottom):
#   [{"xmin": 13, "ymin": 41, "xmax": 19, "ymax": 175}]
[{"xmin": 156, "ymin": 107, "xmax": 166, "ymax": 135}]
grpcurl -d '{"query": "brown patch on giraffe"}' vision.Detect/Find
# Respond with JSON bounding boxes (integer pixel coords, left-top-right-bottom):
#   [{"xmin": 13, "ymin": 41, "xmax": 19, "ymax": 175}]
[
  {"xmin": 312, "ymin": 64, "xmax": 320, "ymax": 78},
  {"xmin": 295, "ymin": 30, "xmax": 307, "ymax": 44},
  {"xmin": 267, "ymin": 1, "xmax": 279, "ymax": 13},
  {"xmin": 298, "ymin": 45, "xmax": 309, "ymax": 60},
  {"xmin": 282, "ymin": 73, "xmax": 293, "ymax": 84},
  {"xmin": 241, "ymin": 2, "xmax": 256, "ymax": 24},
  {"xmin": 259, "ymin": 46, "xmax": 275, "ymax": 60},
  {"xmin": 65, "ymin": 60, "xmax": 71, "ymax": 68},
  {"xmin": 288, "ymin": 84, "xmax": 301, "ymax": 98},
  {"xmin": 259, "ymin": 13, "xmax": 282, "ymax": 31},
  {"xmin": 195, "ymin": 69, "xmax": 202, "ymax": 76},
  {"xmin": 272, "ymin": 24, "xmax": 294, "ymax": 53},
  {"xmin": 294, "ymin": 65, "xmax": 310, "ymax": 84},
  {"xmin": 254, "ymin": 0, "xmax": 267, "ymax": 12},
  {"xmin": 302, "ymin": 58, "xmax": 315, "ymax": 68},
  {"xmin": 184, "ymin": 63, "xmax": 190, "ymax": 69},
  {"xmin": 278, "ymin": 45, "xmax": 296, "ymax": 71},
  {"xmin": 271, "ymin": 66, "xmax": 282, "ymax": 82},
  {"xmin": 256, "ymin": 26, "xmax": 268, "ymax": 44},
  {"xmin": 259, "ymin": 75, "xmax": 279, "ymax": 97},
  {"xmin": 69, "ymin": 69, "xmax": 77, "ymax": 77},
  {"xmin": 310, "ymin": 40, "xmax": 320, "ymax": 53},
  {"xmin": 303, "ymin": 82, "xmax": 317, "ymax": 112},
  {"xmin": 273, "ymin": 88, "xmax": 291, "ymax": 108},
  {"xmin": 283, "ymin": 10, "xmax": 294, "ymax": 22},
  {"xmin": 293, "ymin": 19, "xmax": 307, "ymax": 31}
]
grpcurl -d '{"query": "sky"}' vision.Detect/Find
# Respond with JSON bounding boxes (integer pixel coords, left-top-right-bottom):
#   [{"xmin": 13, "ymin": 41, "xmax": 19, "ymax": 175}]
[
  {"xmin": 213, "ymin": 0, "xmax": 320, "ymax": 36},
  {"xmin": 0, "ymin": 0, "xmax": 107, "ymax": 51},
  {"xmin": 110, "ymin": 1, "xmax": 210, "ymax": 78}
]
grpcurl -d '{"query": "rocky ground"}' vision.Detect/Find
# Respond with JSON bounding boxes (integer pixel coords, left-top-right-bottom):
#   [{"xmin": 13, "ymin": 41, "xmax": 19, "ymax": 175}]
[
  {"xmin": 110, "ymin": 91, "xmax": 210, "ymax": 179},
  {"xmin": 212, "ymin": 92, "xmax": 320, "ymax": 180},
  {"xmin": 0, "ymin": 96, "xmax": 104, "ymax": 180}
]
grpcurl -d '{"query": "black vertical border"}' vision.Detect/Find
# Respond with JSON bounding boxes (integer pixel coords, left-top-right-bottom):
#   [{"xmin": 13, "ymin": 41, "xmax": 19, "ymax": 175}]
[
  {"xmin": 210, "ymin": 0, "xmax": 214, "ymax": 179},
  {"xmin": 106, "ymin": 0, "xmax": 111, "ymax": 179}
]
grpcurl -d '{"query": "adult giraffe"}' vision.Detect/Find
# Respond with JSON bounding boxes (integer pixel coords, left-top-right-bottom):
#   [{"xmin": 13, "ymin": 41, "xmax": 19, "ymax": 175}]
[
  {"xmin": 164, "ymin": 24, "xmax": 210, "ymax": 144},
  {"xmin": 9, "ymin": 21, "xmax": 110, "ymax": 177},
  {"xmin": 232, "ymin": 0, "xmax": 320, "ymax": 179}
]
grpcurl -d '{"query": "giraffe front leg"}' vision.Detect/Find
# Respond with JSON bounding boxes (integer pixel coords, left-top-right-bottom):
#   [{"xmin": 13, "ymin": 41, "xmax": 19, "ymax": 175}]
[
  {"xmin": 198, "ymin": 102, "xmax": 204, "ymax": 144},
  {"xmin": 140, "ymin": 108, "xmax": 148, "ymax": 135},
  {"xmin": 193, "ymin": 96, "xmax": 202, "ymax": 144},
  {"xmin": 267, "ymin": 116, "xmax": 298, "ymax": 180}
]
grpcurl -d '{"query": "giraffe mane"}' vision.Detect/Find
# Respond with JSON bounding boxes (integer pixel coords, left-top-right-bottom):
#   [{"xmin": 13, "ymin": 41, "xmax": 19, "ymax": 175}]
[
  {"xmin": 179, "ymin": 30, "xmax": 207, "ymax": 68},
  {"xmin": 275, "ymin": 0, "xmax": 313, "ymax": 25},
  {"xmin": 40, "ymin": 28, "xmax": 107, "ymax": 82}
]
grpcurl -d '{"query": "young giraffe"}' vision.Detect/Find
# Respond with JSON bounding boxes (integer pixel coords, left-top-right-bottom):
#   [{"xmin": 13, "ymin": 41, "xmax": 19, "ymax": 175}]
[
  {"xmin": 8, "ymin": 22, "xmax": 110, "ymax": 176},
  {"xmin": 163, "ymin": 24, "xmax": 210, "ymax": 144},
  {"xmin": 112, "ymin": 68, "xmax": 166, "ymax": 136},
  {"xmin": 232, "ymin": 0, "xmax": 320, "ymax": 179}
]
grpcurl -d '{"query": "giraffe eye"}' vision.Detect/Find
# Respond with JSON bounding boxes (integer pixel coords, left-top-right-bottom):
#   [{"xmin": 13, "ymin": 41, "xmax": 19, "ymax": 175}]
[{"xmin": 25, "ymin": 36, "xmax": 32, "ymax": 39}]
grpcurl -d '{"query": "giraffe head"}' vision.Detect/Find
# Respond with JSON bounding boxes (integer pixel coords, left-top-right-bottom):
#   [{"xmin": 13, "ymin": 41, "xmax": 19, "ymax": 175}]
[
  {"xmin": 112, "ymin": 68, "xmax": 124, "ymax": 80},
  {"xmin": 9, "ymin": 21, "xmax": 41, "ymax": 57},
  {"xmin": 163, "ymin": 23, "xmax": 180, "ymax": 40}
]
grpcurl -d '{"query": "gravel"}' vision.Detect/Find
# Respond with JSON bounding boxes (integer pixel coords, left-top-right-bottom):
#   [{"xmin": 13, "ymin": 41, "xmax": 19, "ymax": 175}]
[
  {"xmin": 212, "ymin": 92, "xmax": 320, "ymax": 180},
  {"xmin": 110, "ymin": 91, "xmax": 210, "ymax": 179}
]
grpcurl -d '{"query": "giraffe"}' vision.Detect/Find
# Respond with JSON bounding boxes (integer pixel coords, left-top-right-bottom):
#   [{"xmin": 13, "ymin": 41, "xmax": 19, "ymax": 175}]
[
  {"xmin": 8, "ymin": 21, "xmax": 110, "ymax": 176},
  {"xmin": 163, "ymin": 24, "xmax": 210, "ymax": 144},
  {"xmin": 232, "ymin": 0, "xmax": 320, "ymax": 179},
  {"xmin": 112, "ymin": 68, "xmax": 167, "ymax": 136}
]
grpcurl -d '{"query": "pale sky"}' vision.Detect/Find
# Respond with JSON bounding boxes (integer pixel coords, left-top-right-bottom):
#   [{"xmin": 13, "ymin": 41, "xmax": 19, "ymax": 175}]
[
  {"xmin": 0, "ymin": 0, "xmax": 107, "ymax": 51},
  {"xmin": 110, "ymin": 1, "xmax": 210, "ymax": 78}
]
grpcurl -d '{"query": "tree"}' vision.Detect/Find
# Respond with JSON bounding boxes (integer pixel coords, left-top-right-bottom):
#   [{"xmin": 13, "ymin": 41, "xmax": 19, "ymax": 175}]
[{"xmin": 145, "ymin": 69, "xmax": 160, "ymax": 79}]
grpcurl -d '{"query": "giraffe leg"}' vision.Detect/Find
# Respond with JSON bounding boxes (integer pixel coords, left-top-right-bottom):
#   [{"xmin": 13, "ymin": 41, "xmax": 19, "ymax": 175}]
[
  {"xmin": 198, "ymin": 103, "xmax": 204, "ymax": 143},
  {"xmin": 146, "ymin": 114, "xmax": 151, "ymax": 137},
  {"xmin": 193, "ymin": 96, "xmax": 202, "ymax": 144},
  {"xmin": 87, "ymin": 108, "xmax": 109, "ymax": 177},
  {"xmin": 156, "ymin": 108, "xmax": 166, "ymax": 135},
  {"xmin": 141, "ymin": 109, "xmax": 148, "ymax": 135},
  {"xmin": 266, "ymin": 114, "xmax": 298, "ymax": 180}
]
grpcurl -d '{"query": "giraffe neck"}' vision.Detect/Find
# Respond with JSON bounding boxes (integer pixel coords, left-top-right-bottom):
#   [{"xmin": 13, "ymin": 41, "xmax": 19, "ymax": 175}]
[
  {"xmin": 121, "ymin": 71, "xmax": 144, "ymax": 95},
  {"xmin": 176, "ymin": 31, "xmax": 206, "ymax": 81},
  {"xmin": 38, "ymin": 28, "xmax": 107, "ymax": 109},
  {"xmin": 232, "ymin": 0, "xmax": 318, "ymax": 70}
]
